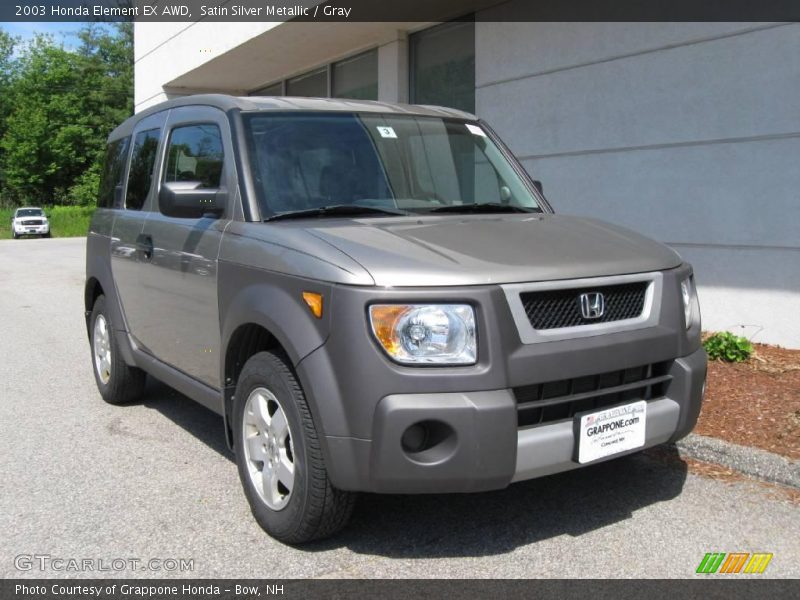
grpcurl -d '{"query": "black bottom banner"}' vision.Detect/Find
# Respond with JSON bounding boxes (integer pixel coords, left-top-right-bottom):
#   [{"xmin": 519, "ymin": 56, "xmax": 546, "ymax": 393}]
[{"xmin": 3, "ymin": 579, "xmax": 799, "ymax": 600}]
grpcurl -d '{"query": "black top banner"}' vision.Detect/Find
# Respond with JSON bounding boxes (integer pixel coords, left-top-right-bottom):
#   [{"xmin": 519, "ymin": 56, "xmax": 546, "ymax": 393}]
[{"xmin": 3, "ymin": 0, "xmax": 800, "ymax": 23}]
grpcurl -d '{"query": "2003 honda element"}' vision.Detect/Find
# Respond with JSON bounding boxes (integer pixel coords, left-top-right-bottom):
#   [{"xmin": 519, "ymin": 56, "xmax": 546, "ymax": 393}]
[{"xmin": 85, "ymin": 95, "xmax": 706, "ymax": 543}]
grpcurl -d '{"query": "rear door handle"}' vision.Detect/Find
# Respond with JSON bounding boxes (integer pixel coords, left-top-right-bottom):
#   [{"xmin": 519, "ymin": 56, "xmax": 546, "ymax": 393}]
[{"xmin": 135, "ymin": 233, "xmax": 154, "ymax": 261}]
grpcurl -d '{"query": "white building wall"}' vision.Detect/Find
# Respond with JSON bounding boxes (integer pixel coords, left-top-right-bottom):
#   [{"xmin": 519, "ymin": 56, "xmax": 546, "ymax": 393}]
[
  {"xmin": 134, "ymin": 21, "xmax": 278, "ymax": 111},
  {"xmin": 476, "ymin": 10, "xmax": 800, "ymax": 347}
]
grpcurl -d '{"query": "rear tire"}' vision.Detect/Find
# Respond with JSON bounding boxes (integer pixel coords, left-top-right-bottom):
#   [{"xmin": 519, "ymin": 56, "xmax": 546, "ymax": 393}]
[
  {"xmin": 90, "ymin": 295, "xmax": 146, "ymax": 405},
  {"xmin": 233, "ymin": 351, "xmax": 356, "ymax": 544}
]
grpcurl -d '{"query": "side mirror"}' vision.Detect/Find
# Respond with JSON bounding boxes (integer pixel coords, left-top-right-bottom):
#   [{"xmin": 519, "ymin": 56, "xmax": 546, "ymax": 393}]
[
  {"xmin": 532, "ymin": 180, "xmax": 544, "ymax": 196},
  {"xmin": 158, "ymin": 181, "xmax": 226, "ymax": 219}
]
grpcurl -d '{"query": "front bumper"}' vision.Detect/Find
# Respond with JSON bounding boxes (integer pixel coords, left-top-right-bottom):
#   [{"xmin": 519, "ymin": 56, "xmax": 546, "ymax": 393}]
[
  {"xmin": 294, "ymin": 264, "xmax": 706, "ymax": 494},
  {"xmin": 513, "ymin": 347, "xmax": 705, "ymax": 482},
  {"xmin": 14, "ymin": 225, "xmax": 49, "ymax": 235},
  {"xmin": 319, "ymin": 346, "xmax": 706, "ymax": 493}
]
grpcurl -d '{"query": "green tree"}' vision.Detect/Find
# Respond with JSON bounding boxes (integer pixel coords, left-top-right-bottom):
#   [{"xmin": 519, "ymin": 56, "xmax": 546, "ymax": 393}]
[
  {"xmin": 0, "ymin": 30, "xmax": 17, "ymax": 133},
  {"xmin": 0, "ymin": 29, "xmax": 19, "ymax": 201},
  {"xmin": 0, "ymin": 35, "xmax": 84, "ymax": 204},
  {"xmin": 0, "ymin": 24, "xmax": 132, "ymax": 206},
  {"xmin": 68, "ymin": 23, "xmax": 133, "ymax": 205}
]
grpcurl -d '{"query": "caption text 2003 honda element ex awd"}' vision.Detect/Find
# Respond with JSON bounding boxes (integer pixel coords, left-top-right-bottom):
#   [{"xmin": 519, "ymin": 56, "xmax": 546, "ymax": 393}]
[{"xmin": 85, "ymin": 95, "xmax": 706, "ymax": 543}]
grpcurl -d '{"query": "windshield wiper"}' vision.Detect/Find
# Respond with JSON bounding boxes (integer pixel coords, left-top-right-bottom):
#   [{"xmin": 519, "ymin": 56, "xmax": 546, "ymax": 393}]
[
  {"xmin": 425, "ymin": 202, "xmax": 541, "ymax": 215},
  {"xmin": 264, "ymin": 204, "xmax": 408, "ymax": 222}
]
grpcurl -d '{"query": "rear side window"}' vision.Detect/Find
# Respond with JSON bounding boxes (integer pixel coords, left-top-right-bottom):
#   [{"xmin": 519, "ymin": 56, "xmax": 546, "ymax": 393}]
[
  {"xmin": 164, "ymin": 124, "xmax": 224, "ymax": 189},
  {"xmin": 98, "ymin": 137, "xmax": 130, "ymax": 208},
  {"xmin": 126, "ymin": 128, "xmax": 162, "ymax": 211}
]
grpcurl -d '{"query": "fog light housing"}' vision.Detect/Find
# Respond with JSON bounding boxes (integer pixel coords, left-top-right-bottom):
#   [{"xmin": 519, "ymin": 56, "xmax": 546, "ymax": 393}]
[
  {"xmin": 400, "ymin": 420, "xmax": 457, "ymax": 463},
  {"xmin": 400, "ymin": 423, "xmax": 428, "ymax": 453}
]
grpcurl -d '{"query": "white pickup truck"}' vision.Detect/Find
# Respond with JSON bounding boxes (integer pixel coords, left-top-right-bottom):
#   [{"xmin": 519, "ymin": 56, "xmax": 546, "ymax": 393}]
[{"xmin": 11, "ymin": 207, "xmax": 50, "ymax": 238}]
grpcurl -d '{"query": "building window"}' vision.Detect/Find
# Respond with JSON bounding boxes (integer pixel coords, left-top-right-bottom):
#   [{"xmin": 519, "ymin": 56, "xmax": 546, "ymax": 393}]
[
  {"xmin": 410, "ymin": 20, "xmax": 475, "ymax": 113},
  {"xmin": 252, "ymin": 81, "xmax": 283, "ymax": 96},
  {"xmin": 332, "ymin": 50, "xmax": 378, "ymax": 100},
  {"xmin": 286, "ymin": 67, "xmax": 328, "ymax": 97}
]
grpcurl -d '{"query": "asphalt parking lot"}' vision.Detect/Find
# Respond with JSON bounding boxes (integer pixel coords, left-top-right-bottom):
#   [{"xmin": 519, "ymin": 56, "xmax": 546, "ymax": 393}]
[{"xmin": 1, "ymin": 237, "xmax": 798, "ymax": 579}]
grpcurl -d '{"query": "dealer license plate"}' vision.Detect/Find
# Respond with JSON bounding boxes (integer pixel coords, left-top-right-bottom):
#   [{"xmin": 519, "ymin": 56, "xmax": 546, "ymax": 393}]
[{"xmin": 576, "ymin": 400, "xmax": 647, "ymax": 464}]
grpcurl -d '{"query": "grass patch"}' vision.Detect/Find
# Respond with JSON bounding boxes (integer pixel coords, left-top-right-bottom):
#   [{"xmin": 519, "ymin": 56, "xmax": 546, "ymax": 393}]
[{"xmin": 0, "ymin": 205, "xmax": 95, "ymax": 239}]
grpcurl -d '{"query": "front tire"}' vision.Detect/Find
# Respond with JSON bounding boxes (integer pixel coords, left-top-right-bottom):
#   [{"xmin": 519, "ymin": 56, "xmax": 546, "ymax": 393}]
[
  {"xmin": 233, "ymin": 351, "xmax": 356, "ymax": 544},
  {"xmin": 90, "ymin": 295, "xmax": 146, "ymax": 405}
]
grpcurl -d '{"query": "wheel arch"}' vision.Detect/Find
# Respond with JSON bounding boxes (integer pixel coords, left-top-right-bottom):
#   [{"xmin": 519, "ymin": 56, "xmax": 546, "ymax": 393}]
[
  {"xmin": 84, "ymin": 276, "xmax": 104, "ymax": 335},
  {"xmin": 85, "ymin": 232, "xmax": 137, "ymax": 367},
  {"xmin": 219, "ymin": 279, "xmax": 332, "ymax": 449}
]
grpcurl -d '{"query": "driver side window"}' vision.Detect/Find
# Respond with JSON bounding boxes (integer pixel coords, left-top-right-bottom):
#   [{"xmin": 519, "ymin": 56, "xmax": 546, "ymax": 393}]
[{"xmin": 164, "ymin": 124, "xmax": 225, "ymax": 189}]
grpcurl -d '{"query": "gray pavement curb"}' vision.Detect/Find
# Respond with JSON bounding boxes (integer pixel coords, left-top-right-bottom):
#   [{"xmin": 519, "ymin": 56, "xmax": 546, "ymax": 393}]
[{"xmin": 676, "ymin": 433, "xmax": 800, "ymax": 489}]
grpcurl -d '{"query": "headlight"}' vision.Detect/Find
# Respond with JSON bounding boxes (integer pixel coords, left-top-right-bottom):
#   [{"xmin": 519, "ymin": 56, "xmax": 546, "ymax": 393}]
[
  {"xmin": 680, "ymin": 276, "xmax": 696, "ymax": 330},
  {"xmin": 369, "ymin": 304, "xmax": 476, "ymax": 365}
]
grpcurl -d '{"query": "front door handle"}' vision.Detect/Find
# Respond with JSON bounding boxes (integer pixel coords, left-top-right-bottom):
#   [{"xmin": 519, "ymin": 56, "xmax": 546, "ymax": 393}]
[{"xmin": 135, "ymin": 233, "xmax": 154, "ymax": 261}]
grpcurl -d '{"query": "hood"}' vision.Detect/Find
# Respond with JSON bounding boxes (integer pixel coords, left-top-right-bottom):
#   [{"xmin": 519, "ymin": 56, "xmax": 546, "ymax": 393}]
[{"xmin": 306, "ymin": 213, "xmax": 682, "ymax": 286}]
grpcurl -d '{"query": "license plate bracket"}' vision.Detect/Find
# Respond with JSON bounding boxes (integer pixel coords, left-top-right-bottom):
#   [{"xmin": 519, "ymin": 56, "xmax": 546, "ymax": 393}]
[{"xmin": 574, "ymin": 400, "xmax": 647, "ymax": 464}]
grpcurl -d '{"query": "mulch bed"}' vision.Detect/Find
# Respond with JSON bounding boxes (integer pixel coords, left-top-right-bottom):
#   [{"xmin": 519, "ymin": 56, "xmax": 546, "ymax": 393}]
[{"xmin": 695, "ymin": 342, "xmax": 800, "ymax": 460}]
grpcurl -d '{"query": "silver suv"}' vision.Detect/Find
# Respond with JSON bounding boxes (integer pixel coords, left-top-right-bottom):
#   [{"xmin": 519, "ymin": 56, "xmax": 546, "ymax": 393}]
[
  {"xmin": 12, "ymin": 207, "xmax": 50, "ymax": 238},
  {"xmin": 85, "ymin": 95, "xmax": 706, "ymax": 543}
]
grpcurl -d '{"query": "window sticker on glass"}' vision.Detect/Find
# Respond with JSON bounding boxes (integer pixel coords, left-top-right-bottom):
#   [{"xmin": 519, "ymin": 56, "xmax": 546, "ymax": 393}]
[
  {"xmin": 377, "ymin": 126, "xmax": 397, "ymax": 139},
  {"xmin": 465, "ymin": 124, "xmax": 486, "ymax": 137}
]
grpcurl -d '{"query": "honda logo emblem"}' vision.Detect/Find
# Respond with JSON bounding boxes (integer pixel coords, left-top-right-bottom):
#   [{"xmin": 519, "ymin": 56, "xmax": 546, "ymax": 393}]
[{"xmin": 580, "ymin": 292, "xmax": 605, "ymax": 319}]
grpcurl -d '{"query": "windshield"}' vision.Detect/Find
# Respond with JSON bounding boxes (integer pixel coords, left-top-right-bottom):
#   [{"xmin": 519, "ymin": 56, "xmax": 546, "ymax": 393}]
[
  {"xmin": 244, "ymin": 112, "xmax": 541, "ymax": 218},
  {"xmin": 16, "ymin": 209, "xmax": 44, "ymax": 218}
]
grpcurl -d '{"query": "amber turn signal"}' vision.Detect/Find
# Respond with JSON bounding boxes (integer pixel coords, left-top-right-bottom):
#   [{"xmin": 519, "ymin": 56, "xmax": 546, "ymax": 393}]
[{"xmin": 302, "ymin": 292, "xmax": 323, "ymax": 318}]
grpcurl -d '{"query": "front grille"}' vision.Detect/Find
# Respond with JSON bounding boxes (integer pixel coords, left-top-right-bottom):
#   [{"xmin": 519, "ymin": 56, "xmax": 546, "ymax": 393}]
[
  {"xmin": 520, "ymin": 281, "xmax": 648, "ymax": 330},
  {"xmin": 514, "ymin": 362, "xmax": 672, "ymax": 428},
  {"xmin": 22, "ymin": 219, "xmax": 43, "ymax": 226}
]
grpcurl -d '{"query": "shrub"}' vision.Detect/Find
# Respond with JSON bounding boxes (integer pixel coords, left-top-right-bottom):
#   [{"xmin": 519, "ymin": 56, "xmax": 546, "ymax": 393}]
[{"xmin": 703, "ymin": 331, "xmax": 754, "ymax": 362}]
